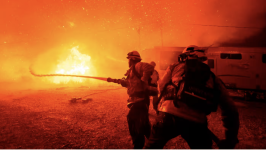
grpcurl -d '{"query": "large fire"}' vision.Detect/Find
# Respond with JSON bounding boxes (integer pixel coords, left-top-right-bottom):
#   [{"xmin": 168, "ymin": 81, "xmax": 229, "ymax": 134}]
[{"xmin": 53, "ymin": 46, "xmax": 92, "ymax": 84}]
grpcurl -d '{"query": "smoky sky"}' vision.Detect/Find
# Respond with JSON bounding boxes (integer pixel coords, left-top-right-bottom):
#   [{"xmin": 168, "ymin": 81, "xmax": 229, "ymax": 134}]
[{"xmin": 0, "ymin": 0, "xmax": 266, "ymax": 88}]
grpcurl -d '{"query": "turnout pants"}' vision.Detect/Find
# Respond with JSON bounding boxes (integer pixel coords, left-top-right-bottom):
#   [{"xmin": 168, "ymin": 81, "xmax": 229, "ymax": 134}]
[
  {"xmin": 144, "ymin": 112, "xmax": 212, "ymax": 149},
  {"xmin": 127, "ymin": 98, "xmax": 151, "ymax": 149}
]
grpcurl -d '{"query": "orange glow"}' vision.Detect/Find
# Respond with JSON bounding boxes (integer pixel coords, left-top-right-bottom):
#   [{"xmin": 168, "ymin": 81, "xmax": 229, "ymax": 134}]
[
  {"xmin": 52, "ymin": 46, "xmax": 93, "ymax": 84},
  {"xmin": 0, "ymin": 0, "xmax": 265, "ymax": 92}
]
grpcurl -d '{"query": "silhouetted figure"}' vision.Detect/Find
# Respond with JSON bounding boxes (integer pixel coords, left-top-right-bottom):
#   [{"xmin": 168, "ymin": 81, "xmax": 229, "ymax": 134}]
[
  {"xmin": 144, "ymin": 45, "xmax": 239, "ymax": 149},
  {"xmin": 108, "ymin": 51, "xmax": 157, "ymax": 149}
]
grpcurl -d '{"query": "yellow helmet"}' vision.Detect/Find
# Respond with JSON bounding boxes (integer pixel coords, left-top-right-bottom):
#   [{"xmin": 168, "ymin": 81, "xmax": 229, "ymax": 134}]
[{"xmin": 127, "ymin": 51, "xmax": 142, "ymax": 61}]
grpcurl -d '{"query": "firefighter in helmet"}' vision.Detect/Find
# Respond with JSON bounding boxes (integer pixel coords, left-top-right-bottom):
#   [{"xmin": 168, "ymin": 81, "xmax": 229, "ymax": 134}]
[
  {"xmin": 121, "ymin": 51, "xmax": 156, "ymax": 148},
  {"xmin": 144, "ymin": 45, "xmax": 239, "ymax": 149}
]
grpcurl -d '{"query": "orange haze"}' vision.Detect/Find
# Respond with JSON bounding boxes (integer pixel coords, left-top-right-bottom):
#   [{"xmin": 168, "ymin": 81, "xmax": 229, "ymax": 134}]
[{"xmin": 0, "ymin": 0, "xmax": 266, "ymax": 91}]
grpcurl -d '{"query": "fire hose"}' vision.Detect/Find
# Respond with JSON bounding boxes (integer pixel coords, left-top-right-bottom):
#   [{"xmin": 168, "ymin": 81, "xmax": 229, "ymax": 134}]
[
  {"xmin": 29, "ymin": 67, "xmax": 131, "ymax": 87},
  {"xmin": 30, "ymin": 68, "xmax": 109, "ymax": 81}
]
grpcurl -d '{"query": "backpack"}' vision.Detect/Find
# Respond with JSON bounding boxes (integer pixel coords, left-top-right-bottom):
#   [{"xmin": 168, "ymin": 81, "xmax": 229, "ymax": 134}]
[
  {"xmin": 161, "ymin": 60, "xmax": 219, "ymax": 115},
  {"xmin": 131, "ymin": 64, "xmax": 157, "ymax": 87}
]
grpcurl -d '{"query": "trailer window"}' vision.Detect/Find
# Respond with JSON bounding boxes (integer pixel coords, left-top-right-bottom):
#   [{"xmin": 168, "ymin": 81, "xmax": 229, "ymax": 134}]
[
  {"xmin": 220, "ymin": 53, "xmax": 242, "ymax": 59},
  {"xmin": 263, "ymin": 54, "xmax": 266, "ymax": 63},
  {"xmin": 207, "ymin": 59, "xmax": 214, "ymax": 68}
]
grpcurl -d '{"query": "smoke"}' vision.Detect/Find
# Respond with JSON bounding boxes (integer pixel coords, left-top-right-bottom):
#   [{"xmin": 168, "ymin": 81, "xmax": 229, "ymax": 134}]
[
  {"xmin": 0, "ymin": 0, "xmax": 265, "ymax": 91},
  {"xmin": 220, "ymin": 12, "xmax": 266, "ymax": 47},
  {"xmin": 127, "ymin": 0, "xmax": 266, "ymax": 47}
]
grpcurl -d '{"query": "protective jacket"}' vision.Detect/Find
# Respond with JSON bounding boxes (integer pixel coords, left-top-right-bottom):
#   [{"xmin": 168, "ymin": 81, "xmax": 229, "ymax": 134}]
[
  {"xmin": 125, "ymin": 62, "xmax": 155, "ymax": 105},
  {"xmin": 157, "ymin": 60, "xmax": 239, "ymax": 140}
]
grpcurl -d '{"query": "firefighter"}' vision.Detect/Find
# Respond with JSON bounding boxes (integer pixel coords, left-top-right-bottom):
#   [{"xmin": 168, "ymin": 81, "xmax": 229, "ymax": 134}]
[
  {"xmin": 150, "ymin": 61, "xmax": 160, "ymax": 114},
  {"xmin": 117, "ymin": 51, "xmax": 155, "ymax": 149},
  {"xmin": 144, "ymin": 45, "xmax": 239, "ymax": 149}
]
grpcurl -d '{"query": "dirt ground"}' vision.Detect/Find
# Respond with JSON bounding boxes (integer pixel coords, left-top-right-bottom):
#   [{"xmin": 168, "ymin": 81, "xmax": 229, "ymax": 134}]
[{"xmin": 0, "ymin": 84, "xmax": 266, "ymax": 149}]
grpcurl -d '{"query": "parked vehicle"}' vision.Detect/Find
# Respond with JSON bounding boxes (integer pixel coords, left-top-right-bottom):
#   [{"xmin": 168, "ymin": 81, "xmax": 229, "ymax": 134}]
[{"xmin": 205, "ymin": 47, "xmax": 266, "ymax": 101}]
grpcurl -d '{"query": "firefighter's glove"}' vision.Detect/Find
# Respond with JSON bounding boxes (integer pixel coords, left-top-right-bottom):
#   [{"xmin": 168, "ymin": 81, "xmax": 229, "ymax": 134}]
[
  {"xmin": 119, "ymin": 77, "xmax": 127, "ymax": 87},
  {"xmin": 120, "ymin": 80, "xmax": 127, "ymax": 87},
  {"xmin": 217, "ymin": 138, "xmax": 239, "ymax": 149}
]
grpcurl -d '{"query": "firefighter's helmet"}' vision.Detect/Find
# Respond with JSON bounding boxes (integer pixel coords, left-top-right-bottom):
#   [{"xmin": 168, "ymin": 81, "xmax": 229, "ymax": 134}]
[
  {"xmin": 179, "ymin": 45, "xmax": 207, "ymax": 61},
  {"xmin": 127, "ymin": 51, "xmax": 142, "ymax": 61},
  {"xmin": 150, "ymin": 61, "xmax": 156, "ymax": 67}
]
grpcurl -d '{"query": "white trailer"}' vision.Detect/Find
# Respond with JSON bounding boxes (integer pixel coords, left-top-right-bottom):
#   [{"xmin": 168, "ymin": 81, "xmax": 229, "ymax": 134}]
[{"xmin": 206, "ymin": 47, "xmax": 266, "ymax": 100}]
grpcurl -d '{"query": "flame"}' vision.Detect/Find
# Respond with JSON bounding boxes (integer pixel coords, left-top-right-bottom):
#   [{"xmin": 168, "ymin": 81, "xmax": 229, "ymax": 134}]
[{"xmin": 53, "ymin": 46, "xmax": 92, "ymax": 84}]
